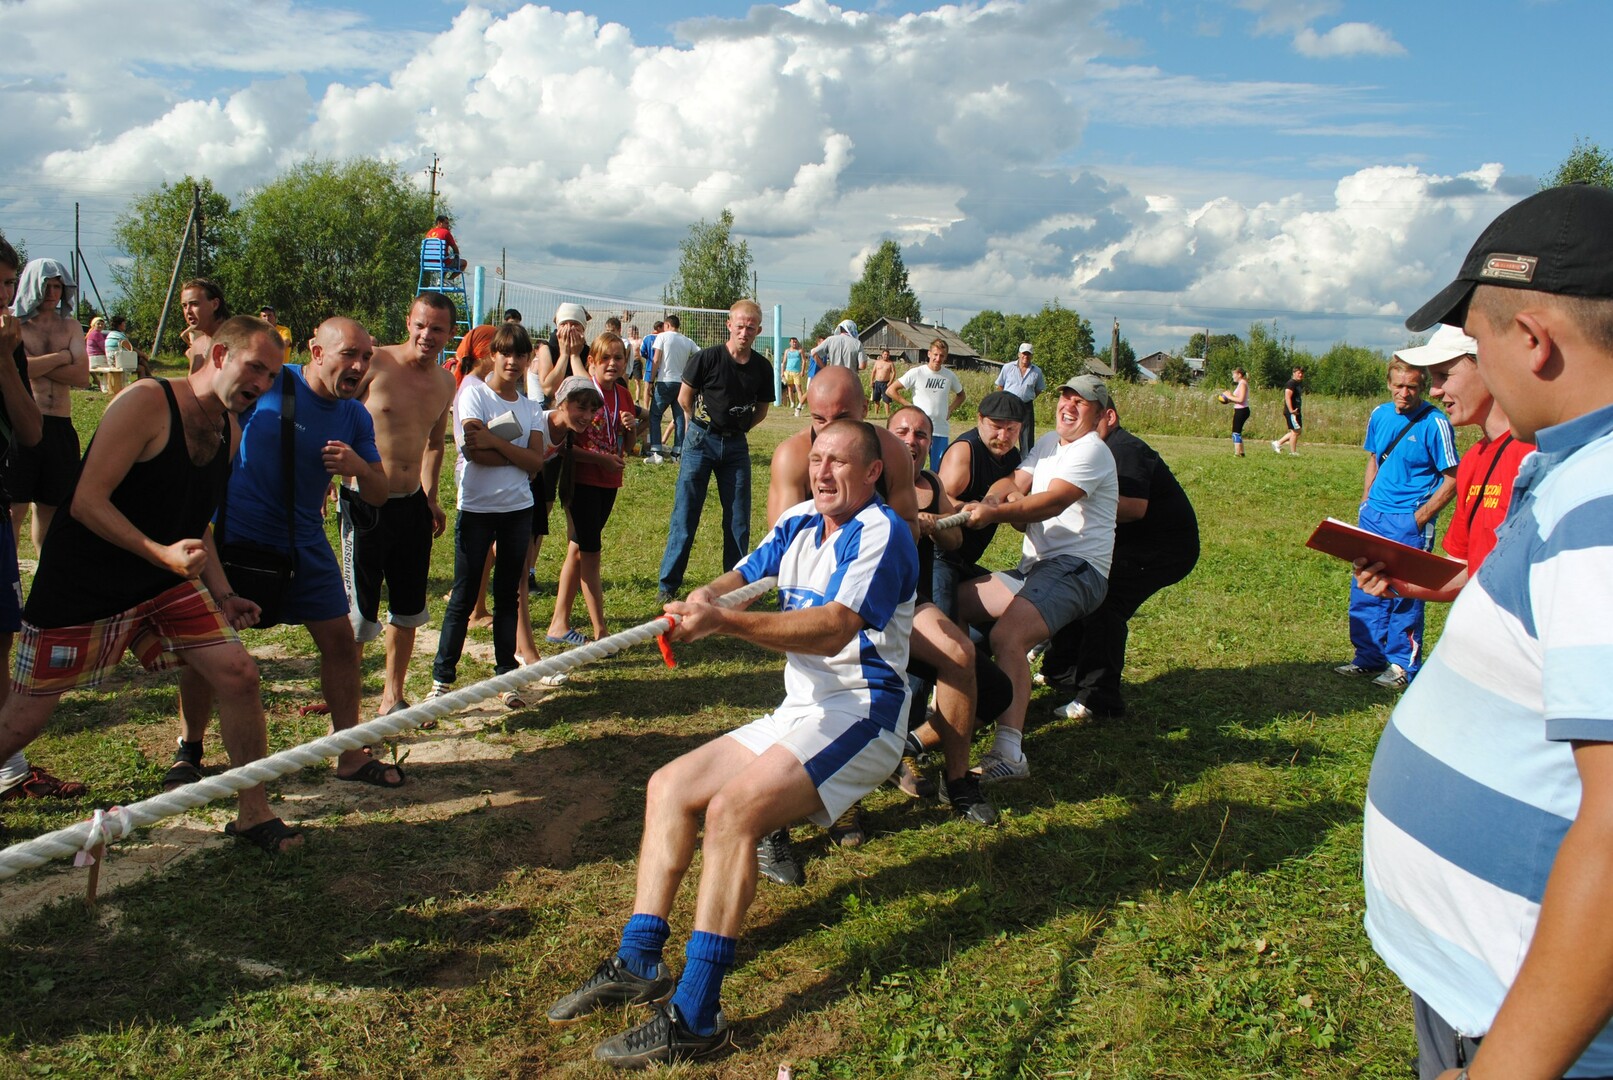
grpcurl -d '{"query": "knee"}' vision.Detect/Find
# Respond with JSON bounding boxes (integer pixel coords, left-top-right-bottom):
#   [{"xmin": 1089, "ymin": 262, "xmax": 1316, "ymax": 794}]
[
  {"xmin": 939, "ymin": 629, "xmax": 974, "ymax": 675},
  {"xmin": 704, "ymin": 788, "xmax": 763, "ymax": 846},
  {"xmin": 212, "ymin": 649, "xmax": 262, "ymax": 699},
  {"xmin": 645, "ymin": 764, "xmax": 697, "ymax": 820}
]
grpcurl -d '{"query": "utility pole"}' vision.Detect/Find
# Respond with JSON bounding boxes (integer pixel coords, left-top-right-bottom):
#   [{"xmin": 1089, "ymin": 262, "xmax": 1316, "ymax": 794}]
[
  {"xmin": 425, "ymin": 154, "xmax": 442, "ymax": 218},
  {"xmin": 151, "ymin": 197, "xmax": 200, "ymax": 358},
  {"xmin": 1111, "ymin": 317, "xmax": 1120, "ymax": 371},
  {"xmin": 192, "ymin": 183, "xmax": 204, "ymax": 278},
  {"xmin": 496, "ymin": 246, "xmax": 507, "ymax": 315},
  {"xmin": 752, "ymin": 270, "xmax": 759, "ymax": 302},
  {"xmin": 72, "ymin": 203, "xmax": 80, "ymax": 311}
]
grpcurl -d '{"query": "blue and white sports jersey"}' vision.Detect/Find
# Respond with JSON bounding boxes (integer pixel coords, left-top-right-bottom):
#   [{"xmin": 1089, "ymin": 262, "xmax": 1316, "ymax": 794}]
[
  {"xmin": 1363, "ymin": 401, "xmax": 1459, "ymax": 512},
  {"xmin": 735, "ymin": 496, "xmax": 918, "ymax": 732},
  {"xmin": 1364, "ymin": 401, "xmax": 1613, "ymax": 1073}
]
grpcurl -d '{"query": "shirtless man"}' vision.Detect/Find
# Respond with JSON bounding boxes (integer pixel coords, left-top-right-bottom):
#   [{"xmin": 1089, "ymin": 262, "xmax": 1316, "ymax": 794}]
[
  {"xmin": 868, "ymin": 349, "xmax": 896, "ymax": 419},
  {"xmin": 180, "ymin": 279, "xmax": 228, "ymax": 374},
  {"xmin": 347, "ymin": 293, "xmax": 457, "ymax": 716},
  {"xmin": 761, "ymin": 366, "xmax": 993, "ymax": 880},
  {"xmin": 9, "ymin": 260, "xmax": 90, "ymax": 551}
]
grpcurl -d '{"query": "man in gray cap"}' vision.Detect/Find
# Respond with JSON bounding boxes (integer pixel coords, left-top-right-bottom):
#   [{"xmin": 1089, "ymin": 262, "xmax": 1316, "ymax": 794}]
[
  {"xmin": 994, "ymin": 342, "xmax": 1046, "ymax": 456},
  {"xmin": 810, "ymin": 319, "xmax": 863, "ymax": 371},
  {"xmin": 1361, "ymin": 184, "xmax": 1613, "ymax": 1080},
  {"xmin": 955, "ymin": 374, "xmax": 1117, "ymax": 783}
]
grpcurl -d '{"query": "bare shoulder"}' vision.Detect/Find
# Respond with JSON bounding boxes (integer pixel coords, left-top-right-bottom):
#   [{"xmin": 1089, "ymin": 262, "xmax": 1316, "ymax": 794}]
[{"xmin": 770, "ymin": 427, "xmax": 810, "ymax": 471}]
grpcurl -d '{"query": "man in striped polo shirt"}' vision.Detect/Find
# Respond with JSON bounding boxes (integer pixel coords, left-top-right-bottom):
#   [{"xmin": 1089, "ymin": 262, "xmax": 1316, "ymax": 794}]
[
  {"xmin": 1364, "ymin": 183, "xmax": 1613, "ymax": 1080},
  {"xmin": 548, "ymin": 420, "xmax": 918, "ymax": 1068}
]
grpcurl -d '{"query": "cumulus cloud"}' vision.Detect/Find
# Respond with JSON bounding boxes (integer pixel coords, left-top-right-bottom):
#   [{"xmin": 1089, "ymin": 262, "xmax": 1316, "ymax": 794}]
[{"xmin": 1294, "ymin": 22, "xmax": 1406, "ymax": 58}]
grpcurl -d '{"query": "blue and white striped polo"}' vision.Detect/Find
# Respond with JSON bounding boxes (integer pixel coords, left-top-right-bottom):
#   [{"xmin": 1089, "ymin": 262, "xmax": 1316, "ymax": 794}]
[
  {"xmin": 735, "ymin": 496, "xmax": 918, "ymax": 733},
  {"xmin": 1363, "ymin": 401, "xmax": 1613, "ymax": 1073}
]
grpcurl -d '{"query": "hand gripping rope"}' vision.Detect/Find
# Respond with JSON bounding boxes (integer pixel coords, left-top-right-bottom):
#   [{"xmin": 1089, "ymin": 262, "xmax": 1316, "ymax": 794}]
[{"xmin": 0, "ymin": 575, "xmax": 780, "ymax": 884}]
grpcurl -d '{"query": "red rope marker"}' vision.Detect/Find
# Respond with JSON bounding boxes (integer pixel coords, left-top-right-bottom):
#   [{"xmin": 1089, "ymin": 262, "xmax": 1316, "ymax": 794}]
[{"xmin": 656, "ymin": 631, "xmax": 677, "ymax": 668}]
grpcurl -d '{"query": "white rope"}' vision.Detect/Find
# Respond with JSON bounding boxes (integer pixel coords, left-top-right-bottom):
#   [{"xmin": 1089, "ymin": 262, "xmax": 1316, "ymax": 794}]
[
  {"xmin": 0, "ymin": 576, "xmax": 777, "ymax": 883},
  {"xmin": 931, "ymin": 510, "xmax": 970, "ymax": 532}
]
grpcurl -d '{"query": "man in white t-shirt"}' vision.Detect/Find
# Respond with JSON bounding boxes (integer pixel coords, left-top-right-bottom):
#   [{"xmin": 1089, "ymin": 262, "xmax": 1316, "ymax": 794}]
[
  {"xmin": 956, "ymin": 374, "xmax": 1118, "ymax": 782},
  {"xmin": 648, "ymin": 313, "xmax": 698, "ymax": 460},
  {"xmin": 888, "ymin": 337, "xmax": 966, "ymax": 470}
]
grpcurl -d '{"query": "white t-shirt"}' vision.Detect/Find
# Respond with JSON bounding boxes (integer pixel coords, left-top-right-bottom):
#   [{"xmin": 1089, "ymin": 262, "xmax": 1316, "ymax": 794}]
[
  {"xmin": 653, "ymin": 331, "xmax": 698, "ymax": 384},
  {"xmin": 1017, "ymin": 430, "xmax": 1118, "ymax": 577},
  {"xmin": 453, "ymin": 375, "xmax": 548, "ymax": 513},
  {"xmin": 896, "ymin": 365, "xmax": 964, "ymax": 439}
]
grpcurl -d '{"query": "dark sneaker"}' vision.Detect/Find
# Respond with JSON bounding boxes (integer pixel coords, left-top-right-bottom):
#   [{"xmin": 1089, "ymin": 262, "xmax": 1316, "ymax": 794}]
[
  {"xmin": 887, "ymin": 754, "xmax": 936, "ymax": 799},
  {"xmin": 756, "ymin": 828, "xmax": 804, "ymax": 886},
  {"xmin": 656, "ymin": 589, "xmax": 676, "ymax": 606},
  {"xmin": 940, "ymin": 772, "xmax": 1000, "ymax": 826},
  {"xmin": 547, "ymin": 956, "xmax": 675, "ymax": 1024},
  {"xmin": 594, "ymin": 1002, "xmax": 730, "ymax": 1069},
  {"xmin": 827, "ymin": 803, "xmax": 865, "ymax": 847}
]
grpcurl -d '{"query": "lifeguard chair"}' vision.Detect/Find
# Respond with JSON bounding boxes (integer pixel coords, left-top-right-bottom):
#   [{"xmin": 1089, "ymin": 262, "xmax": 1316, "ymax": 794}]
[{"xmin": 417, "ymin": 238, "xmax": 471, "ymax": 361}]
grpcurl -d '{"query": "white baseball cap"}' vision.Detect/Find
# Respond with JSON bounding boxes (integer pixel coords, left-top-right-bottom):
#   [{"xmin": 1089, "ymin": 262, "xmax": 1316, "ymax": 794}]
[
  {"xmin": 1018, "ymin": 342, "xmax": 1034, "ymax": 355},
  {"xmin": 1394, "ymin": 323, "xmax": 1478, "ymax": 367}
]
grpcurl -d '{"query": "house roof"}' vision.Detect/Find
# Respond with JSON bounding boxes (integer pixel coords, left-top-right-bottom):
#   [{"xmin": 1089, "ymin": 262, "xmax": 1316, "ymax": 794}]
[{"xmin": 859, "ymin": 317, "xmax": 980, "ymax": 360}]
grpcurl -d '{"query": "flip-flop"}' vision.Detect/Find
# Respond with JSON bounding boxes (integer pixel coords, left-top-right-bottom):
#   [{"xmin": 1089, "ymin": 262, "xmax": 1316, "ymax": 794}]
[
  {"xmin": 162, "ymin": 758, "xmax": 205, "ymax": 791},
  {"xmin": 545, "ymin": 629, "xmax": 589, "ymax": 647},
  {"xmin": 335, "ymin": 758, "xmax": 406, "ymax": 788},
  {"xmin": 224, "ymin": 817, "xmax": 302, "ymax": 855}
]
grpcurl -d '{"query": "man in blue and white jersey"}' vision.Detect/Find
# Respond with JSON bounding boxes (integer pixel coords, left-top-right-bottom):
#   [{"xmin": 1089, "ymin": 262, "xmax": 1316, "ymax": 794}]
[
  {"xmin": 1336, "ymin": 355, "xmax": 1459, "ymax": 689},
  {"xmin": 548, "ymin": 420, "xmax": 918, "ymax": 1068},
  {"xmin": 1364, "ymin": 183, "xmax": 1613, "ymax": 1080}
]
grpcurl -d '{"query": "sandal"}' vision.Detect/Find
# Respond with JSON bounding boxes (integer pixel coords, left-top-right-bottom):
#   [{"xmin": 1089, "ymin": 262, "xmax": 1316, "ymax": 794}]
[
  {"xmin": 335, "ymin": 758, "xmax": 406, "ymax": 788},
  {"xmin": 162, "ymin": 759, "xmax": 205, "ymax": 791},
  {"xmin": 500, "ymin": 690, "xmax": 529, "ymax": 709},
  {"xmin": 0, "ymin": 766, "xmax": 88, "ymax": 801},
  {"xmin": 545, "ymin": 629, "xmax": 589, "ymax": 647},
  {"xmin": 224, "ymin": 817, "xmax": 302, "ymax": 856}
]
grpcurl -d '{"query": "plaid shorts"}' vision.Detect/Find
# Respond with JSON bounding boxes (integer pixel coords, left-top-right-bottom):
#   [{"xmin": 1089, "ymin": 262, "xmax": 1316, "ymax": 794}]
[{"xmin": 13, "ymin": 580, "xmax": 238, "ymax": 697}]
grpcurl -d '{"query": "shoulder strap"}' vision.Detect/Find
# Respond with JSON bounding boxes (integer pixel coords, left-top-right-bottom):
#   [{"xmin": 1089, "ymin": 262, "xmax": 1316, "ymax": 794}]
[
  {"xmin": 1376, "ymin": 403, "xmax": 1431, "ymax": 466},
  {"xmin": 1464, "ymin": 434, "xmax": 1515, "ymax": 530}
]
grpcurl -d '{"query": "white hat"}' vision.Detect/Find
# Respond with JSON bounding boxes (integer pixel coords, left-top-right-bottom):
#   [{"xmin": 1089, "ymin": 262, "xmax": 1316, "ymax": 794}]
[
  {"xmin": 1018, "ymin": 342, "xmax": 1034, "ymax": 354},
  {"xmin": 837, "ymin": 319, "xmax": 859, "ymax": 336},
  {"xmin": 555, "ymin": 302, "xmax": 589, "ymax": 327},
  {"xmin": 1394, "ymin": 323, "xmax": 1478, "ymax": 367}
]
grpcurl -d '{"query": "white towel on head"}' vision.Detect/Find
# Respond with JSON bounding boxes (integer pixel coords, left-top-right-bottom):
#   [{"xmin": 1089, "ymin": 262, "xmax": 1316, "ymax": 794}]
[{"xmin": 12, "ymin": 258, "xmax": 76, "ymax": 322}]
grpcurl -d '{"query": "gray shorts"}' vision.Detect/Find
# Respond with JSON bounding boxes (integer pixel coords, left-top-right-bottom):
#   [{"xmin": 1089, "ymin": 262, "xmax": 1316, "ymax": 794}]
[{"xmin": 995, "ymin": 554, "xmax": 1107, "ymax": 636}]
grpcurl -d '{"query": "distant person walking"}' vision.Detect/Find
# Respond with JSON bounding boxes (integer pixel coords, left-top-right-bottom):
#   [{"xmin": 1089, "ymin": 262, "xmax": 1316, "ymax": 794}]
[
  {"xmin": 1219, "ymin": 367, "xmax": 1251, "ymax": 456},
  {"xmin": 1272, "ymin": 366, "xmax": 1304, "ymax": 455}
]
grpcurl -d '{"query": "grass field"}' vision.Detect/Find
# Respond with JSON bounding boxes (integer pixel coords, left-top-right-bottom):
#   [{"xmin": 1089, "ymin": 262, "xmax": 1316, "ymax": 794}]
[{"xmin": 0, "ymin": 370, "xmax": 1436, "ymax": 1078}]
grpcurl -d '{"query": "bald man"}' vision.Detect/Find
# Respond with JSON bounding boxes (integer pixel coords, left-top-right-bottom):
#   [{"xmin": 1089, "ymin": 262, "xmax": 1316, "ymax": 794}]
[{"xmin": 170, "ymin": 317, "xmax": 396, "ymax": 792}]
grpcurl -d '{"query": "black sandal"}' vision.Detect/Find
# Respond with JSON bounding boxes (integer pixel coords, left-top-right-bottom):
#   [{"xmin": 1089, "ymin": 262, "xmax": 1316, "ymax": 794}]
[
  {"xmin": 162, "ymin": 759, "xmax": 204, "ymax": 791},
  {"xmin": 223, "ymin": 817, "xmax": 302, "ymax": 856}
]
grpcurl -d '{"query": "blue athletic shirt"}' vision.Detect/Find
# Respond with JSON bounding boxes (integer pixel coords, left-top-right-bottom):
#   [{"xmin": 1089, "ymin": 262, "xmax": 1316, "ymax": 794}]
[
  {"xmin": 735, "ymin": 495, "xmax": 918, "ymax": 732},
  {"xmin": 221, "ymin": 364, "xmax": 380, "ymax": 548},
  {"xmin": 1364, "ymin": 401, "xmax": 1613, "ymax": 1071},
  {"xmin": 1363, "ymin": 401, "xmax": 1459, "ymax": 513}
]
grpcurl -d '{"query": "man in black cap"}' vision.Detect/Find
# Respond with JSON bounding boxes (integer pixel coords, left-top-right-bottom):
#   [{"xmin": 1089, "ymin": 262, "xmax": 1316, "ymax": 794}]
[
  {"xmin": 1361, "ymin": 184, "xmax": 1613, "ymax": 1080},
  {"xmin": 932, "ymin": 390, "xmax": 1025, "ymax": 620}
]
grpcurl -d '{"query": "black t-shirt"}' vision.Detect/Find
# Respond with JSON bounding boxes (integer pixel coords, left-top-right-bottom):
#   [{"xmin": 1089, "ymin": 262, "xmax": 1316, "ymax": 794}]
[
  {"xmin": 1284, "ymin": 377, "xmax": 1304, "ymax": 413},
  {"xmin": 683, "ymin": 344, "xmax": 774, "ymax": 435},
  {"xmin": 1108, "ymin": 425, "xmax": 1198, "ymax": 561},
  {"xmin": 0, "ymin": 342, "xmax": 35, "ymax": 507}
]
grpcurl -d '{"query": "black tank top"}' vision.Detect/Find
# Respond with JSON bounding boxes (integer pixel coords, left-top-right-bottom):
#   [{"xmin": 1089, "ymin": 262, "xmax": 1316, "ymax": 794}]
[
  {"xmin": 915, "ymin": 470, "xmax": 941, "ymax": 604},
  {"xmin": 25, "ymin": 380, "xmax": 230, "ymax": 628},
  {"xmin": 948, "ymin": 428, "xmax": 1021, "ymax": 566}
]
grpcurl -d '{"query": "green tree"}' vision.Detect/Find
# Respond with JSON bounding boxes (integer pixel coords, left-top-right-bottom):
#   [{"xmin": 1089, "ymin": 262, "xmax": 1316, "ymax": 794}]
[
  {"xmin": 1310, "ymin": 342, "xmax": 1387, "ymax": 397},
  {"xmin": 1159, "ymin": 356, "xmax": 1195, "ymax": 386},
  {"xmin": 230, "ymin": 158, "xmax": 439, "ymax": 345},
  {"xmin": 111, "ymin": 176, "xmax": 236, "ymax": 355},
  {"xmin": 668, "ymin": 208, "xmax": 753, "ymax": 311},
  {"xmin": 1101, "ymin": 334, "xmax": 1141, "ymax": 382},
  {"xmin": 0, "ymin": 228, "xmax": 27, "ymax": 267},
  {"xmin": 1237, "ymin": 320, "xmax": 1294, "ymax": 389},
  {"xmin": 1543, "ymin": 137, "xmax": 1613, "ymax": 189},
  {"xmin": 1187, "ymin": 331, "xmax": 1241, "ymax": 358},
  {"xmin": 843, "ymin": 240, "xmax": 921, "ymax": 328},
  {"xmin": 1023, "ymin": 301, "xmax": 1095, "ymax": 387},
  {"xmin": 810, "ymin": 308, "xmax": 846, "ymax": 344}
]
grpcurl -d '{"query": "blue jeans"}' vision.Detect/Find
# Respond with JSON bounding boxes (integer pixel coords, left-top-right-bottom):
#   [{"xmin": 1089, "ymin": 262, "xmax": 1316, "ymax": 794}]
[
  {"xmin": 649, "ymin": 382, "xmax": 685, "ymax": 456},
  {"xmin": 658, "ymin": 424, "xmax": 751, "ymax": 593},
  {"xmin": 1348, "ymin": 501, "xmax": 1434, "ymax": 676},
  {"xmin": 929, "ymin": 435, "xmax": 950, "ymax": 472},
  {"xmin": 433, "ymin": 506, "xmax": 532, "ymax": 684}
]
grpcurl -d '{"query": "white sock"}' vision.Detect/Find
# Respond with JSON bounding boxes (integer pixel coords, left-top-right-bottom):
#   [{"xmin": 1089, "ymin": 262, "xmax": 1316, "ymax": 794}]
[
  {"xmin": 0, "ymin": 750, "xmax": 30, "ymax": 793},
  {"xmin": 990, "ymin": 727, "xmax": 1024, "ymax": 762}
]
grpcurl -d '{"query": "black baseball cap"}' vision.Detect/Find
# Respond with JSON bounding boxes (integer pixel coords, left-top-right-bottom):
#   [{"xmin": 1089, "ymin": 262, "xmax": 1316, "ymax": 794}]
[
  {"xmin": 1406, "ymin": 184, "xmax": 1613, "ymax": 332},
  {"xmin": 977, "ymin": 390, "xmax": 1025, "ymax": 422}
]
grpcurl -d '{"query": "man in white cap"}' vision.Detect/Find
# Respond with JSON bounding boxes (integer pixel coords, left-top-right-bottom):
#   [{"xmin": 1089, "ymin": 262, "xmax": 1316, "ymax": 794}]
[
  {"xmin": 1334, "ymin": 344, "xmax": 1459, "ymax": 690},
  {"xmin": 995, "ymin": 342, "xmax": 1046, "ymax": 456},
  {"xmin": 1353, "ymin": 324, "xmax": 1533, "ymax": 605},
  {"xmin": 810, "ymin": 319, "xmax": 863, "ymax": 371}
]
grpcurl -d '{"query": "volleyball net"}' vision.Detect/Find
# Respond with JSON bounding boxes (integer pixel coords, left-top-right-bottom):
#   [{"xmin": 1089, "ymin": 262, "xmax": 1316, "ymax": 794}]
[{"xmin": 490, "ymin": 277, "xmax": 750, "ymax": 357}]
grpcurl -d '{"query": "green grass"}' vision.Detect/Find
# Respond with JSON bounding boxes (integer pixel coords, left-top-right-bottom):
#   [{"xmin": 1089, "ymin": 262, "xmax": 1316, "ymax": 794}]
[{"xmin": 0, "ymin": 370, "xmax": 1429, "ymax": 1078}]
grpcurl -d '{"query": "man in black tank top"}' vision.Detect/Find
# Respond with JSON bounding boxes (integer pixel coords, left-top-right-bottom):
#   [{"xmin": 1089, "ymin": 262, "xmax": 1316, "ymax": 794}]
[
  {"xmin": 0, "ymin": 316, "xmax": 302, "ymax": 854},
  {"xmin": 933, "ymin": 391, "xmax": 1024, "ymax": 620}
]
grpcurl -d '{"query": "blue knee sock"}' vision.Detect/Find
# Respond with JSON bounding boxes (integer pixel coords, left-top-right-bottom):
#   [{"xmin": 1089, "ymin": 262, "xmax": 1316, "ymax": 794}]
[
  {"xmin": 616, "ymin": 913, "xmax": 670, "ymax": 979},
  {"xmin": 669, "ymin": 930, "xmax": 735, "ymax": 1035}
]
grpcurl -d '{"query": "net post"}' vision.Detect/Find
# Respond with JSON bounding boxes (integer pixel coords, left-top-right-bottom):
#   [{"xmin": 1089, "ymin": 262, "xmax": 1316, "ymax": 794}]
[
  {"xmin": 772, "ymin": 303, "xmax": 784, "ymax": 406},
  {"xmin": 472, "ymin": 266, "xmax": 486, "ymax": 324}
]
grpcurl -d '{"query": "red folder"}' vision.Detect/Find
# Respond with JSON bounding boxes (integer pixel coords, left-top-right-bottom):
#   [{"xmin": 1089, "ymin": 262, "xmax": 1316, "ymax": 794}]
[{"xmin": 1305, "ymin": 517, "xmax": 1466, "ymax": 590}]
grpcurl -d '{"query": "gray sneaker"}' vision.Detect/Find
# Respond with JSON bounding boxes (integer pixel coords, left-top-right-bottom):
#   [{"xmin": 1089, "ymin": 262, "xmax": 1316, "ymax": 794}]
[
  {"xmin": 593, "ymin": 1002, "xmax": 730, "ymax": 1069},
  {"xmin": 756, "ymin": 828, "xmax": 804, "ymax": 886},
  {"xmin": 547, "ymin": 955, "xmax": 675, "ymax": 1024}
]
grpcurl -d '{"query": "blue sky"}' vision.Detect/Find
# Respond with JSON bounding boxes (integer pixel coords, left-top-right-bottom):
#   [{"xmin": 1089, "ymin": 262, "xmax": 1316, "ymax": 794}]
[{"xmin": 3, "ymin": 0, "xmax": 1608, "ymax": 355}]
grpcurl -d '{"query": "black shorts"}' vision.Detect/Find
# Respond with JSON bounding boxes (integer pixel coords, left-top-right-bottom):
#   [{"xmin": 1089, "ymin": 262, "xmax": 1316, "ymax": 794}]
[
  {"xmin": 1232, "ymin": 406, "xmax": 1250, "ymax": 435},
  {"xmin": 341, "ymin": 487, "xmax": 435, "ymax": 643},
  {"xmin": 532, "ymin": 458, "xmax": 562, "ymax": 539},
  {"xmin": 565, "ymin": 483, "xmax": 618, "ymax": 554},
  {"xmin": 871, "ymin": 380, "xmax": 888, "ymax": 403},
  {"xmin": 6, "ymin": 415, "xmax": 80, "ymax": 507},
  {"xmin": 1284, "ymin": 408, "xmax": 1302, "ymax": 432}
]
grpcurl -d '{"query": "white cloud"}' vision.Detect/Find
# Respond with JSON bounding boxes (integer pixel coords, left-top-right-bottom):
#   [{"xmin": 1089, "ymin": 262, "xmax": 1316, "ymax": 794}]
[{"xmin": 1294, "ymin": 22, "xmax": 1406, "ymax": 58}]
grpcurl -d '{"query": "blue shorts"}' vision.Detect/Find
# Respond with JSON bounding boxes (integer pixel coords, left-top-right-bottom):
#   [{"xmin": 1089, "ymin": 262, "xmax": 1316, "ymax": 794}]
[{"xmin": 263, "ymin": 538, "xmax": 349, "ymax": 626}]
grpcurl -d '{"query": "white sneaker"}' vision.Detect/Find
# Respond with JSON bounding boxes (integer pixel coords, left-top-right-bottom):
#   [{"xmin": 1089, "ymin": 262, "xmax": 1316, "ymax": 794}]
[
  {"xmin": 1372, "ymin": 664, "xmax": 1408, "ymax": 689},
  {"xmin": 425, "ymin": 681, "xmax": 451, "ymax": 700},
  {"xmin": 647, "ymin": 452, "xmax": 664, "ymax": 465},
  {"xmin": 1271, "ymin": 440, "xmax": 1283, "ymax": 454},
  {"xmin": 1054, "ymin": 699, "xmax": 1092, "ymax": 720},
  {"xmin": 972, "ymin": 749, "xmax": 1030, "ymax": 783},
  {"xmin": 539, "ymin": 672, "xmax": 570, "ymax": 687}
]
